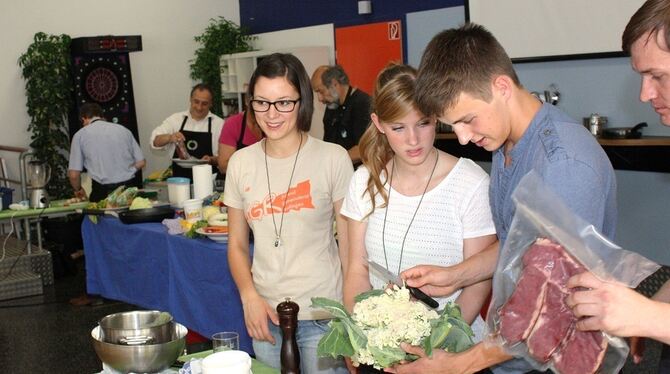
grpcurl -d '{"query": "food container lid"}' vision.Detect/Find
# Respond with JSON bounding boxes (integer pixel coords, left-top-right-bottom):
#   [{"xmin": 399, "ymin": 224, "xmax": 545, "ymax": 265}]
[{"xmin": 167, "ymin": 177, "xmax": 190, "ymax": 184}]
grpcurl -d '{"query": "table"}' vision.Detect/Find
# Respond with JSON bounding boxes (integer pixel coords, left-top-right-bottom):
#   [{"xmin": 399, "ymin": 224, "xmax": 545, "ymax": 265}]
[
  {"xmin": 0, "ymin": 201, "xmax": 88, "ymax": 251},
  {"xmin": 83, "ymin": 217, "xmax": 252, "ymax": 354},
  {"xmin": 0, "ymin": 202, "xmax": 88, "ymax": 220},
  {"xmin": 177, "ymin": 350, "xmax": 279, "ymax": 374}
]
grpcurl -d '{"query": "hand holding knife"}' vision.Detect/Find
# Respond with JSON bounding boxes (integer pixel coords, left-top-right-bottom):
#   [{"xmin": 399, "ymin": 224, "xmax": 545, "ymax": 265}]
[{"xmin": 367, "ymin": 259, "xmax": 439, "ymax": 309}]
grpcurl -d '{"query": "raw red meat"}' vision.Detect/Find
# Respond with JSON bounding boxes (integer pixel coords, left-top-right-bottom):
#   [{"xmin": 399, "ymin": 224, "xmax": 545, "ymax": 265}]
[
  {"xmin": 500, "ymin": 240, "xmax": 562, "ymax": 344},
  {"xmin": 499, "ymin": 265, "xmax": 549, "ymax": 345},
  {"xmin": 526, "ymin": 282, "xmax": 573, "ymax": 362},
  {"xmin": 552, "ymin": 326, "xmax": 608, "ymax": 374},
  {"xmin": 498, "ymin": 239, "xmax": 607, "ymax": 373},
  {"xmin": 526, "ymin": 247, "xmax": 586, "ymax": 362}
]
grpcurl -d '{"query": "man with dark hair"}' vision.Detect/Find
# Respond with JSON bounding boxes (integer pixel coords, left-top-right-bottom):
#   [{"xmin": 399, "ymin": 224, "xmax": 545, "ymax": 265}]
[
  {"xmin": 151, "ymin": 83, "xmax": 224, "ymax": 179},
  {"xmin": 390, "ymin": 23, "xmax": 617, "ymax": 374},
  {"xmin": 567, "ymin": 0, "xmax": 670, "ymax": 366},
  {"xmin": 68, "ymin": 102, "xmax": 145, "ymax": 203},
  {"xmin": 311, "ymin": 65, "xmax": 371, "ymax": 164},
  {"xmin": 68, "ymin": 102, "xmax": 145, "ymax": 307}
]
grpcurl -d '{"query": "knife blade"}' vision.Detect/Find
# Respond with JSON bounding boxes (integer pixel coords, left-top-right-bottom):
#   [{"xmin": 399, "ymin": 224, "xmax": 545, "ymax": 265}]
[{"xmin": 367, "ymin": 259, "xmax": 439, "ymax": 309}]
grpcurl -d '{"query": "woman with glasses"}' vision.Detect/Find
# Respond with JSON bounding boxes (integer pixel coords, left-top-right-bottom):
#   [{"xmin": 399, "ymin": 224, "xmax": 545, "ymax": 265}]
[{"xmin": 224, "ymin": 53, "xmax": 352, "ymax": 374}]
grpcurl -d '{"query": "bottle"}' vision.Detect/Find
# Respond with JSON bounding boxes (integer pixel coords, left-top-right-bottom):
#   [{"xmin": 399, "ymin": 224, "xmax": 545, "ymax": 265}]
[
  {"xmin": 277, "ymin": 297, "xmax": 300, "ymax": 374},
  {"xmin": 175, "ymin": 139, "xmax": 191, "ymax": 160}
]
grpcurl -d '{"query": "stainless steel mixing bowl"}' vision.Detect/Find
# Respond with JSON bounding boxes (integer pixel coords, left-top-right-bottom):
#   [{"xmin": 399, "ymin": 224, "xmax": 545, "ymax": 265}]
[
  {"xmin": 91, "ymin": 322, "xmax": 186, "ymax": 373},
  {"xmin": 99, "ymin": 310, "xmax": 174, "ymax": 345}
]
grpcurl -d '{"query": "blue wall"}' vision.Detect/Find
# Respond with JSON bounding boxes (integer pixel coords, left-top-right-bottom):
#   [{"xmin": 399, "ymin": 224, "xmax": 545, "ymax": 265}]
[{"xmin": 239, "ymin": 0, "xmax": 462, "ymax": 34}]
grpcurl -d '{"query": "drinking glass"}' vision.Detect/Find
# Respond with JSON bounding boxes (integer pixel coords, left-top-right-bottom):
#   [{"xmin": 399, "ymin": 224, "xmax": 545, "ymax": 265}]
[{"xmin": 212, "ymin": 331, "xmax": 239, "ymax": 352}]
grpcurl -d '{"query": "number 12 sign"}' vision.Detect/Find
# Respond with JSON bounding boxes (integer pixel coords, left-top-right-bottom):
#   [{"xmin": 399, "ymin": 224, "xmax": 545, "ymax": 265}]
[{"xmin": 388, "ymin": 21, "xmax": 401, "ymax": 40}]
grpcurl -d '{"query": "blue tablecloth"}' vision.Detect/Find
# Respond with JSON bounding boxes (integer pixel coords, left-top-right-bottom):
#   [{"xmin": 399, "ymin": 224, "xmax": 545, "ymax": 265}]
[{"xmin": 83, "ymin": 217, "xmax": 252, "ymax": 354}]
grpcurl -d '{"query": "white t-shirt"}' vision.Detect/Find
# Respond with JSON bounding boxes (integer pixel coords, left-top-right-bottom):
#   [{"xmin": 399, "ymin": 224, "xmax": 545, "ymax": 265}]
[
  {"xmin": 224, "ymin": 135, "xmax": 354, "ymax": 320},
  {"xmin": 341, "ymin": 158, "xmax": 496, "ymax": 340},
  {"xmin": 150, "ymin": 110, "xmax": 224, "ymax": 155}
]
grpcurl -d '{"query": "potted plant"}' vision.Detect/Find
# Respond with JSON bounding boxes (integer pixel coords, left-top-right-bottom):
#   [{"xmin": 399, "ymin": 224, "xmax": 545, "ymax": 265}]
[
  {"xmin": 190, "ymin": 17, "xmax": 255, "ymax": 116},
  {"xmin": 18, "ymin": 32, "xmax": 73, "ymax": 199}
]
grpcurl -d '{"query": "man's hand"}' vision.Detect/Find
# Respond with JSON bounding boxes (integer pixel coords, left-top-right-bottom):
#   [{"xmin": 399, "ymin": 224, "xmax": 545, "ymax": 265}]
[
  {"xmin": 385, "ymin": 344, "xmax": 471, "ymax": 374},
  {"xmin": 201, "ymin": 155, "xmax": 217, "ymax": 165},
  {"xmin": 566, "ymin": 272, "xmax": 648, "ymax": 337},
  {"xmin": 401, "ymin": 265, "xmax": 462, "ymax": 298},
  {"xmin": 74, "ymin": 188, "xmax": 87, "ymax": 200},
  {"xmin": 170, "ymin": 131, "xmax": 185, "ymax": 143}
]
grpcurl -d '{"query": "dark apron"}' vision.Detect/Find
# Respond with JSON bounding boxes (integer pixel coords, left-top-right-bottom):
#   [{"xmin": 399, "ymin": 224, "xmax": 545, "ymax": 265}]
[
  {"xmin": 218, "ymin": 111, "xmax": 250, "ymax": 183},
  {"xmin": 90, "ymin": 178, "xmax": 140, "ymax": 203},
  {"xmin": 236, "ymin": 111, "xmax": 249, "ymax": 150},
  {"xmin": 171, "ymin": 116, "xmax": 213, "ymax": 180}
]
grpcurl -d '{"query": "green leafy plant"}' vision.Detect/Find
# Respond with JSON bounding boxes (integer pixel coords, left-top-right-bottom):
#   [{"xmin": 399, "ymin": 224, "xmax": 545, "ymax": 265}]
[
  {"xmin": 18, "ymin": 32, "xmax": 73, "ymax": 199},
  {"xmin": 190, "ymin": 17, "xmax": 254, "ymax": 116},
  {"xmin": 311, "ymin": 287, "xmax": 475, "ymax": 369}
]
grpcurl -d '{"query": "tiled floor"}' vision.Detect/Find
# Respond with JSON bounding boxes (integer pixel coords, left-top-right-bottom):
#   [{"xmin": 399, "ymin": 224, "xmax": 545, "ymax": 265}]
[{"xmin": 0, "ymin": 258, "xmax": 136, "ymax": 374}]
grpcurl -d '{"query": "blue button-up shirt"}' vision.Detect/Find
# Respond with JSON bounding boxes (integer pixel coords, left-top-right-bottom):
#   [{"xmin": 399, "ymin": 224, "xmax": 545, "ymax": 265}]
[{"xmin": 490, "ymin": 103, "xmax": 617, "ymax": 374}]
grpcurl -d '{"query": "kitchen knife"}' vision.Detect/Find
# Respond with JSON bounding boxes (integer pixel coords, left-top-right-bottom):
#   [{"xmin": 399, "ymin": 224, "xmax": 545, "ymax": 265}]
[{"xmin": 367, "ymin": 259, "xmax": 439, "ymax": 309}]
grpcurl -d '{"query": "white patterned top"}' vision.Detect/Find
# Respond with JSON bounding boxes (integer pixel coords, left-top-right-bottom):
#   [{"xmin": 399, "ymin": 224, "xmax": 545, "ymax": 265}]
[{"xmin": 341, "ymin": 158, "xmax": 496, "ymax": 340}]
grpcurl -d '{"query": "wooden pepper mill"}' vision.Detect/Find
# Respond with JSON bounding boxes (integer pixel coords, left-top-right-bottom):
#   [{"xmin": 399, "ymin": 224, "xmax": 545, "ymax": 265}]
[{"xmin": 277, "ymin": 297, "xmax": 300, "ymax": 374}]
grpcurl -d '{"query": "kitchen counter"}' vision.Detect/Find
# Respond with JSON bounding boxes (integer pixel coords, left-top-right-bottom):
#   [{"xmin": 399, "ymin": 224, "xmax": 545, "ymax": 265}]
[{"xmin": 435, "ymin": 133, "xmax": 670, "ymax": 173}]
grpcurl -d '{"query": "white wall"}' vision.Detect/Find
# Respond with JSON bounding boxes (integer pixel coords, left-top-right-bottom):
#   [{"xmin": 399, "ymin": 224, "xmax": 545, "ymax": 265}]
[
  {"xmin": 0, "ymin": 0, "xmax": 240, "ymax": 184},
  {"xmin": 251, "ymin": 24, "xmax": 335, "ymax": 140}
]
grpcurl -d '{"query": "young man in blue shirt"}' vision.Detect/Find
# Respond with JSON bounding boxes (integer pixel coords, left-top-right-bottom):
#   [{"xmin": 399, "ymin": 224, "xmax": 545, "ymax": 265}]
[{"xmin": 390, "ymin": 23, "xmax": 617, "ymax": 374}]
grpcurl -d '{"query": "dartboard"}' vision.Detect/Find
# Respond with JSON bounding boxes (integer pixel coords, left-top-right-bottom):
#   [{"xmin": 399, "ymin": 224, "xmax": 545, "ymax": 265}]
[
  {"xmin": 85, "ymin": 67, "xmax": 119, "ymax": 102},
  {"xmin": 73, "ymin": 55, "xmax": 131, "ymax": 113}
]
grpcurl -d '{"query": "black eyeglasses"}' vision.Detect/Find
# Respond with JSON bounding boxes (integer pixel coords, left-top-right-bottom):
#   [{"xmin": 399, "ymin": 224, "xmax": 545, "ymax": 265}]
[{"xmin": 250, "ymin": 98, "xmax": 301, "ymax": 113}]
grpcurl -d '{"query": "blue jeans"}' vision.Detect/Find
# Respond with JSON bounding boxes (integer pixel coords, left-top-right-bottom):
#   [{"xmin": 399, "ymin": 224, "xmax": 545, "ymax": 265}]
[{"xmin": 252, "ymin": 319, "xmax": 348, "ymax": 374}]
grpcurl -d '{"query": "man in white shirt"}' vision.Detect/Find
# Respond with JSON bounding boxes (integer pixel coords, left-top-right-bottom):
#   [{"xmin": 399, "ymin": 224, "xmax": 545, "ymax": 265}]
[{"xmin": 150, "ymin": 83, "xmax": 224, "ymax": 179}]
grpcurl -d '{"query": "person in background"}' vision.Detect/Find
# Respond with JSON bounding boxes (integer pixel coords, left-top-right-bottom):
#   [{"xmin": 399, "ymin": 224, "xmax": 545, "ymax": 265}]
[
  {"xmin": 217, "ymin": 110, "xmax": 263, "ymax": 176},
  {"xmin": 311, "ymin": 65, "xmax": 372, "ymax": 165},
  {"xmin": 224, "ymin": 53, "xmax": 352, "ymax": 374},
  {"xmin": 67, "ymin": 102, "xmax": 145, "ymax": 306},
  {"xmin": 566, "ymin": 0, "xmax": 670, "ymax": 365},
  {"xmin": 150, "ymin": 83, "xmax": 223, "ymax": 179},
  {"xmin": 341, "ymin": 63, "xmax": 497, "ymax": 373},
  {"xmin": 68, "ymin": 102, "xmax": 145, "ymax": 203},
  {"xmin": 387, "ymin": 23, "xmax": 616, "ymax": 374}
]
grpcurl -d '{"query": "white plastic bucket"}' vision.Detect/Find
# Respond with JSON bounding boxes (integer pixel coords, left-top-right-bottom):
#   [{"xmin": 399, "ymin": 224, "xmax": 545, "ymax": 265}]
[
  {"xmin": 202, "ymin": 350, "xmax": 252, "ymax": 374},
  {"xmin": 167, "ymin": 177, "xmax": 190, "ymax": 208},
  {"xmin": 182, "ymin": 198, "xmax": 203, "ymax": 223}
]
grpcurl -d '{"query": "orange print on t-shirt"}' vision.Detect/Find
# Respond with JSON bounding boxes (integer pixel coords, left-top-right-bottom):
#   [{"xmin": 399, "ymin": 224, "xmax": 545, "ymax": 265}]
[{"xmin": 247, "ymin": 180, "xmax": 315, "ymax": 221}]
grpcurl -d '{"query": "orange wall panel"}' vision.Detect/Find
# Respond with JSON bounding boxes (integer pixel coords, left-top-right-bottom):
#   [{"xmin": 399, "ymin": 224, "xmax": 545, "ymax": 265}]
[{"xmin": 335, "ymin": 21, "xmax": 403, "ymax": 95}]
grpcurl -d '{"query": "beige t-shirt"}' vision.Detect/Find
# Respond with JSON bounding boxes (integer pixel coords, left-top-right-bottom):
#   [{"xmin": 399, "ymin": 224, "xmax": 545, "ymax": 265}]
[{"xmin": 224, "ymin": 135, "xmax": 354, "ymax": 320}]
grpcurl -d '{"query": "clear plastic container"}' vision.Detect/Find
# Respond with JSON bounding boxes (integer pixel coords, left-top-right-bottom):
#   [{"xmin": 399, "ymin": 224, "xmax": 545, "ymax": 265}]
[{"xmin": 167, "ymin": 177, "xmax": 190, "ymax": 208}]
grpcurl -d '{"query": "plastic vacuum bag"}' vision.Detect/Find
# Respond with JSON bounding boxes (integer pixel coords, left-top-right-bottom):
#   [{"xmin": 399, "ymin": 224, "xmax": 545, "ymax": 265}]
[{"xmin": 485, "ymin": 171, "xmax": 659, "ymax": 374}]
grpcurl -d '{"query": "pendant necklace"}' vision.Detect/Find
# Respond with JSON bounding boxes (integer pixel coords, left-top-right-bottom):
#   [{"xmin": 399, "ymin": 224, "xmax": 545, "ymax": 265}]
[
  {"xmin": 382, "ymin": 149, "xmax": 439, "ymax": 276},
  {"xmin": 264, "ymin": 133, "xmax": 303, "ymax": 248}
]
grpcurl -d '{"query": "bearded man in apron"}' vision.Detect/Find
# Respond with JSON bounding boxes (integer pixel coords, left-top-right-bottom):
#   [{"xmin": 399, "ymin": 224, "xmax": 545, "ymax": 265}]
[{"xmin": 150, "ymin": 83, "xmax": 224, "ymax": 180}]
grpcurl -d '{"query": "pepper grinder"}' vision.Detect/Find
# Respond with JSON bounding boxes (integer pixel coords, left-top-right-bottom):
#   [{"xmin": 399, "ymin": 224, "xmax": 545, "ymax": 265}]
[{"xmin": 277, "ymin": 297, "xmax": 300, "ymax": 374}]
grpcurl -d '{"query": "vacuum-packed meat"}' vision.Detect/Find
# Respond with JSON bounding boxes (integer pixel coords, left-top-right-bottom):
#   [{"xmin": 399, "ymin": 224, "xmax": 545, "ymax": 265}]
[
  {"xmin": 552, "ymin": 326, "xmax": 608, "ymax": 374},
  {"xmin": 497, "ymin": 239, "xmax": 607, "ymax": 373},
  {"xmin": 499, "ymin": 265, "xmax": 549, "ymax": 345}
]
